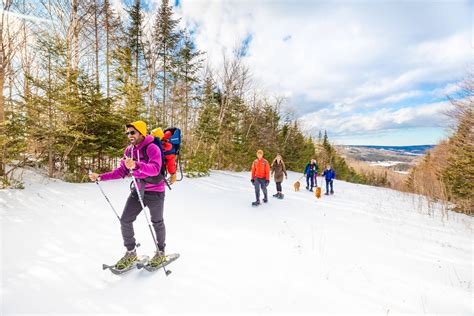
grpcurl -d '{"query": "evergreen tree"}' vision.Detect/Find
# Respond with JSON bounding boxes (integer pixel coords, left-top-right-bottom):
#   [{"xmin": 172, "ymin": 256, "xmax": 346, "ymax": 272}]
[
  {"xmin": 153, "ymin": 0, "xmax": 181, "ymax": 125},
  {"xmin": 112, "ymin": 44, "xmax": 145, "ymax": 123},
  {"xmin": 186, "ymin": 75, "xmax": 220, "ymax": 175},
  {"xmin": 443, "ymin": 89, "xmax": 473, "ymax": 212},
  {"xmin": 26, "ymin": 35, "xmax": 69, "ymax": 177},
  {"xmin": 127, "ymin": 0, "xmax": 144, "ymax": 84},
  {"xmin": 174, "ymin": 31, "xmax": 204, "ymax": 141}
]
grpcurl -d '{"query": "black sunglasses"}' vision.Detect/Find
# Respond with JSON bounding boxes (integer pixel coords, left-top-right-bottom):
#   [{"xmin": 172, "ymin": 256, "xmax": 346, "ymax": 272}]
[{"xmin": 125, "ymin": 130, "xmax": 136, "ymax": 136}]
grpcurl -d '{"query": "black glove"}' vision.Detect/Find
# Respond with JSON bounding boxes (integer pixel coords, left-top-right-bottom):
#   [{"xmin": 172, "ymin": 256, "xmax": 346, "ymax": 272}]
[
  {"xmin": 265, "ymin": 180, "xmax": 270, "ymax": 187},
  {"xmin": 251, "ymin": 179, "xmax": 255, "ymax": 184}
]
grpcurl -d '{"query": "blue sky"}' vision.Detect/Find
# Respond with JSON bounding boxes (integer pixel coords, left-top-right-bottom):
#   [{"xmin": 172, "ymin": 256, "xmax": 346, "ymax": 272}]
[{"xmin": 128, "ymin": 0, "xmax": 472, "ymax": 145}]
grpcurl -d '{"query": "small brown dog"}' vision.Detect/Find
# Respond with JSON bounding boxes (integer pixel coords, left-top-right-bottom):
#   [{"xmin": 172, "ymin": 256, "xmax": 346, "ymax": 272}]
[
  {"xmin": 293, "ymin": 180, "xmax": 301, "ymax": 192},
  {"xmin": 315, "ymin": 186, "xmax": 321, "ymax": 198}
]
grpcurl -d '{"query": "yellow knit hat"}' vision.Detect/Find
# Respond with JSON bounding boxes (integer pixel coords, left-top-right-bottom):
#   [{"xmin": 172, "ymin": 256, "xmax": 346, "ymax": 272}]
[
  {"xmin": 126, "ymin": 120, "xmax": 147, "ymax": 136},
  {"xmin": 151, "ymin": 127, "xmax": 164, "ymax": 140}
]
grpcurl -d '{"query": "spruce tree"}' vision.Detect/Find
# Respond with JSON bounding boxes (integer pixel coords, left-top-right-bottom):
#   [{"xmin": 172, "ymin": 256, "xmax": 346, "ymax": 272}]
[
  {"xmin": 153, "ymin": 0, "xmax": 181, "ymax": 125},
  {"xmin": 127, "ymin": 0, "xmax": 144, "ymax": 84},
  {"xmin": 175, "ymin": 31, "xmax": 204, "ymax": 141}
]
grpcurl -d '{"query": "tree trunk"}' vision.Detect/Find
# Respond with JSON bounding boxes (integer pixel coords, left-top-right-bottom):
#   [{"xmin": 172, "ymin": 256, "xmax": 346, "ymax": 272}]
[
  {"xmin": 162, "ymin": 44, "xmax": 166, "ymax": 125},
  {"xmin": 0, "ymin": 59, "xmax": 5, "ymax": 177},
  {"xmin": 184, "ymin": 65, "xmax": 189, "ymax": 144},
  {"xmin": 0, "ymin": 1, "xmax": 11, "ymax": 178},
  {"xmin": 105, "ymin": 0, "xmax": 110, "ymax": 97},
  {"xmin": 94, "ymin": 0, "xmax": 100, "ymax": 91},
  {"xmin": 135, "ymin": 37, "xmax": 139, "ymax": 85},
  {"xmin": 47, "ymin": 52, "xmax": 54, "ymax": 177}
]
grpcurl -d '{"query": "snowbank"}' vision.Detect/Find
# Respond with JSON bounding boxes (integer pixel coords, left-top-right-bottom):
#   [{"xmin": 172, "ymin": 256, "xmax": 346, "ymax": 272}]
[{"xmin": 1, "ymin": 169, "xmax": 472, "ymax": 315}]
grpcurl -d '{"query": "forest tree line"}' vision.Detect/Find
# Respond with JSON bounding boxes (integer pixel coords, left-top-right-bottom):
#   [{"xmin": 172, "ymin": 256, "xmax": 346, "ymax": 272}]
[{"xmin": 0, "ymin": 0, "xmax": 322, "ymax": 185}]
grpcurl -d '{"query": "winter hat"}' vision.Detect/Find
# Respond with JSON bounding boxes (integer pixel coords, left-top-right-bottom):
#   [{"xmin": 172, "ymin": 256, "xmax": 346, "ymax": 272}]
[
  {"xmin": 126, "ymin": 121, "xmax": 147, "ymax": 136},
  {"xmin": 151, "ymin": 127, "xmax": 164, "ymax": 140}
]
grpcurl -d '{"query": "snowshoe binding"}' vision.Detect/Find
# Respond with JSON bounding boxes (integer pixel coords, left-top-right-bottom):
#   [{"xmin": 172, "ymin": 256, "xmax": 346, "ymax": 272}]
[
  {"xmin": 102, "ymin": 249, "xmax": 149, "ymax": 275},
  {"xmin": 138, "ymin": 252, "xmax": 180, "ymax": 273}
]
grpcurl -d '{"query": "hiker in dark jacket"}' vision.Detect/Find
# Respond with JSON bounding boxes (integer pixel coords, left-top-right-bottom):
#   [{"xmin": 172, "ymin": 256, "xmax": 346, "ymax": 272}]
[
  {"xmin": 271, "ymin": 154, "xmax": 288, "ymax": 199},
  {"xmin": 89, "ymin": 120, "xmax": 167, "ymax": 270},
  {"xmin": 304, "ymin": 159, "xmax": 318, "ymax": 191},
  {"xmin": 322, "ymin": 165, "xmax": 336, "ymax": 195}
]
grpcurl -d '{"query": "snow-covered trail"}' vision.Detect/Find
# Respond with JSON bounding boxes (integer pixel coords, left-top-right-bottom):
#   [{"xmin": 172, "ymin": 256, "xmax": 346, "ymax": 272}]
[{"xmin": 1, "ymin": 170, "xmax": 472, "ymax": 315}]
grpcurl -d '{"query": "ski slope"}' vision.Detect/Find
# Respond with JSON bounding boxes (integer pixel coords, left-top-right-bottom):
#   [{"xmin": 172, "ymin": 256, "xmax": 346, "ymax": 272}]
[{"xmin": 1, "ymin": 169, "xmax": 472, "ymax": 315}]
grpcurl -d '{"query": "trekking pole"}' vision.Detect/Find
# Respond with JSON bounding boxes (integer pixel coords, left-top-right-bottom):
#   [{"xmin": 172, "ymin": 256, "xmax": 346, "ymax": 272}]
[
  {"xmin": 176, "ymin": 148, "xmax": 184, "ymax": 181},
  {"xmin": 130, "ymin": 171, "xmax": 171, "ymax": 276},
  {"xmin": 89, "ymin": 170, "xmax": 121, "ymax": 222},
  {"xmin": 90, "ymin": 170, "xmax": 143, "ymax": 252}
]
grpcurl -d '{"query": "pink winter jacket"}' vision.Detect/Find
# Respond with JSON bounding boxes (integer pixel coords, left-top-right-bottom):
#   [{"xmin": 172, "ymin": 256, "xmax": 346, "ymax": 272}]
[{"xmin": 100, "ymin": 135, "xmax": 165, "ymax": 192}]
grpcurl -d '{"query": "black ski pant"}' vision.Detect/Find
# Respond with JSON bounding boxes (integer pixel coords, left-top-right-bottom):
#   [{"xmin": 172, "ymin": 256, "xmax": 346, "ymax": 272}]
[
  {"xmin": 276, "ymin": 182, "xmax": 282, "ymax": 192},
  {"xmin": 120, "ymin": 190, "xmax": 166, "ymax": 252},
  {"xmin": 254, "ymin": 177, "xmax": 268, "ymax": 201}
]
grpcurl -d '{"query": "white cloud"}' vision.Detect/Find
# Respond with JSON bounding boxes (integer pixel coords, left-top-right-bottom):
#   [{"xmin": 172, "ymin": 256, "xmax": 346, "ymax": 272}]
[
  {"xmin": 300, "ymin": 100, "xmax": 454, "ymax": 136},
  {"xmin": 111, "ymin": 0, "xmax": 128, "ymax": 20},
  {"xmin": 432, "ymin": 82, "xmax": 464, "ymax": 98},
  {"xmin": 379, "ymin": 91, "xmax": 424, "ymax": 104},
  {"xmin": 0, "ymin": 8, "xmax": 56, "ymax": 25}
]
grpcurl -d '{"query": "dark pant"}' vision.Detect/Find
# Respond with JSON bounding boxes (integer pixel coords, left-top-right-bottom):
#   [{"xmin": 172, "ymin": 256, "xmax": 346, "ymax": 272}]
[
  {"xmin": 306, "ymin": 175, "xmax": 314, "ymax": 189},
  {"xmin": 254, "ymin": 178, "xmax": 268, "ymax": 201},
  {"xmin": 325, "ymin": 180, "xmax": 334, "ymax": 193},
  {"xmin": 276, "ymin": 182, "xmax": 282, "ymax": 192},
  {"xmin": 121, "ymin": 191, "xmax": 166, "ymax": 252}
]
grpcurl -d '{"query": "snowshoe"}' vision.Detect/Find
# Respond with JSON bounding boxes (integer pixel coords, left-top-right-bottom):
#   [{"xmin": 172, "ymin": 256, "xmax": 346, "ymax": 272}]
[
  {"xmin": 138, "ymin": 253, "xmax": 180, "ymax": 273},
  {"xmin": 148, "ymin": 251, "xmax": 167, "ymax": 268},
  {"xmin": 102, "ymin": 251, "xmax": 149, "ymax": 275},
  {"xmin": 277, "ymin": 193, "xmax": 284, "ymax": 199},
  {"xmin": 115, "ymin": 250, "xmax": 138, "ymax": 269}
]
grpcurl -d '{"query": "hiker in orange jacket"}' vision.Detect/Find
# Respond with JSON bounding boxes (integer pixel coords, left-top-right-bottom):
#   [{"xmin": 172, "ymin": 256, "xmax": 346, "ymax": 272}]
[{"xmin": 251, "ymin": 149, "xmax": 270, "ymax": 206}]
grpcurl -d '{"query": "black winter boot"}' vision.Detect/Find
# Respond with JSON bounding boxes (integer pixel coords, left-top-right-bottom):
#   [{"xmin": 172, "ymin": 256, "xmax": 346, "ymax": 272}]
[{"xmin": 252, "ymin": 200, "xmax": 260, "ymax": 206}]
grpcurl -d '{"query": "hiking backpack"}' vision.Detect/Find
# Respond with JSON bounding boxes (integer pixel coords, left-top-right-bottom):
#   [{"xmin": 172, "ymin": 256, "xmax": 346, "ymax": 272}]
[
  {"xmin": 142, "ymin": 127, "xmax": 183, "ymax": 186},
  {"xmin": 163, "ymin": 127, "xmax": 182, "ymax": 155}
]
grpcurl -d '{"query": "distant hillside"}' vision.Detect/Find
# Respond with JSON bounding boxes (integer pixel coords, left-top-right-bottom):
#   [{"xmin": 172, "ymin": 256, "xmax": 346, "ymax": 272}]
[
  {"xmin": 345, "ymin": 145, "xmax": 435, "ymax": 156},
  {"xmin": 336, "ymin": 145, "xmax": 435, "ymax": 172}
]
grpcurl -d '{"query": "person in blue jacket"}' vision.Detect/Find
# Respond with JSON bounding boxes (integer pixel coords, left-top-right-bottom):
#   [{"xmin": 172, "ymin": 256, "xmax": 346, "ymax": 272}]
[
  {"xmin": 304, "ymin": 159, "xmax": 318, "ymax": 192},
  {"xmin": 322, "ymin": 165, "xmax": 336, "ymax": 195}
]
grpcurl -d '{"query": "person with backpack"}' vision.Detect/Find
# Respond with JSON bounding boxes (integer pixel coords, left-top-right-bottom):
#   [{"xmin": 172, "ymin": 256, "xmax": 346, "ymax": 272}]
[
  {"xmin": 271, "ymin": 154, "xmax": 287, "ymax": 199},
  {"xmin": 322, "ymin": 164, "xmax": 336, "ymax": 195},
  {"xmin": 89, "ymin": 121, "xmax": 168, "ymax": 270},
  {"xmin": 304, "ymin": 159, "xmax": 318, "ymax": 191},
  {"xmin": 313, "ymin": 161, "xmax": 319, "ymax": 187},
  {"xmin": 151, "ymin": 128, "xmax": 177, "ymax": 184},
  {"xmin": 251, "ymin": 149, "xmax": 270, "ymax": 206}
]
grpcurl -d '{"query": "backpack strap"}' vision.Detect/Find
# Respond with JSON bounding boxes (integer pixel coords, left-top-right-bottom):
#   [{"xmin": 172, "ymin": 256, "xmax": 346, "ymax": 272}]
[{"xmin": 139, "ymin": 143, "xmax": 169, "ymax": 188}]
